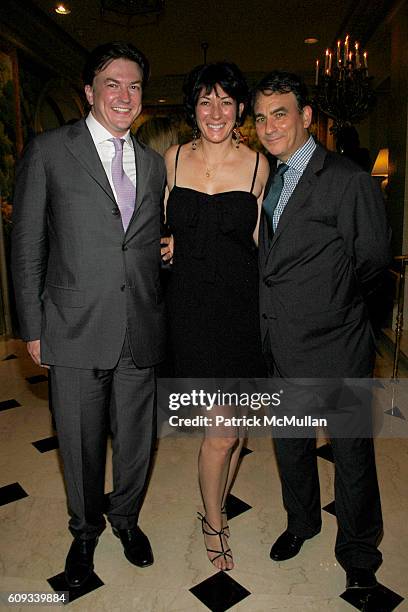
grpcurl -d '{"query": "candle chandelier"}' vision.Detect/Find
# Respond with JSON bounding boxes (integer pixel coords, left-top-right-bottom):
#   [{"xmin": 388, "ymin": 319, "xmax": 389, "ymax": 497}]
[{"xmin": 313, "ymin": 36, "xmax": 375, "ymax": 134}]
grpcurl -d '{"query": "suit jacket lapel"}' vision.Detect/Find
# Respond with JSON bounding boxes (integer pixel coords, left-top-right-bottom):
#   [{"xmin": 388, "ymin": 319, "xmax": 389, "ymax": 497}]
[
  {"xmin": 132, "ymin": 134, "xmax": 152, "ymax": 214},
  {"xmin": 64, "ymin": 122, "xmax": 154, "ymax": 237},
  {"xmin": 64, "ymin": 119, "xmax": 116, "ymax": 203},
  {"xmin": 259, "ymin": 165, "xmax": 277, "ymax": 265},
  {"xmin": 259, "ymin": 209, "xmax": 270, "ymax": 266},
  {"xmin": 266, "ymin": 144, "xmax": 327, "ymax": 256},
  {"xmin": 264, "ymin": 171, "xmax": 275, "ymax": 199},
  {"xmin": 124, "ymin": 135, "xmax": 153, "ymax": 238}
]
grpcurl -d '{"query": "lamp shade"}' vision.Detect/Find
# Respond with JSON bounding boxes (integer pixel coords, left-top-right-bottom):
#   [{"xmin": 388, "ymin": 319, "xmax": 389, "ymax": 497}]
[{"xmin": 372, "ymin": 148, "xmax": 389, "ymax": 176}]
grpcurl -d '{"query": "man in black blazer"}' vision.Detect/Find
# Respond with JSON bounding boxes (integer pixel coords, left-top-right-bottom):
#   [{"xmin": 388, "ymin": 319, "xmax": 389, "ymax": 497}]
[
  {"xmin": 253, "ymin": 71, "xmax": 390, "ymax": 589},
  {"xmin": 12, "ymin": 42, "xmax": 166, "ymax": 587}
]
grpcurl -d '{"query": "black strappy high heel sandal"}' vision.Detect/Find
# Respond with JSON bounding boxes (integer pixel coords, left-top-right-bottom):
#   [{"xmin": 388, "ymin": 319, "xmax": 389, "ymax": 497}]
[
  {"xmin": 197, "ymin": 512, "xmax": 233, "ymax": 570},
  {"xmin": 221, "ymin": 504, "xmax": 230, "ymax": 538}
]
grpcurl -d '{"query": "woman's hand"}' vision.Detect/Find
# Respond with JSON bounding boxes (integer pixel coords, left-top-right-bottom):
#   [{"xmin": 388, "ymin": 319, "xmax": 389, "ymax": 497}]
[{"xmin": 161, "ymin": 235, "xmax": 174, "ymax": 263}]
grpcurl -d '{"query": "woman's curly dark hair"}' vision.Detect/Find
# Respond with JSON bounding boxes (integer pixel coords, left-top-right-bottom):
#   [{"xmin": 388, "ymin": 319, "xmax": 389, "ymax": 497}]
[{"xmin": 183, "ymin": 62, "xmax": 249, "ymax": 128}]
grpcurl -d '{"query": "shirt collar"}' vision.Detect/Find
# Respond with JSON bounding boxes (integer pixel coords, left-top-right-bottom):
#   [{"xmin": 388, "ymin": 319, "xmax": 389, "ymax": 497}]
[
  {"xmin": 86, "ymin": 112, "xmax": 133, "ymax": 148},
  {"xmin": 279, "ymin": 135, "xmax": 316, "ymax": 173}
]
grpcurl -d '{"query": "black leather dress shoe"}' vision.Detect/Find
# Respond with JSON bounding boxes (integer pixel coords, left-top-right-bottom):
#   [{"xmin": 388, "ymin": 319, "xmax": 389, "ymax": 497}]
[
  {"xmin": 346, "ymin": 568, "xmax": 378, "ymax": 589},
  {"xmin": 113, "ymin": 527, "xmax": 154, "ymax": 567},
  {"xmin": 64, "ymin": 537, "xmax": 98, "ymax": 588},
  {"xmin": 270, "ymin": 530, "xmax": 305, "ymax": 561}
]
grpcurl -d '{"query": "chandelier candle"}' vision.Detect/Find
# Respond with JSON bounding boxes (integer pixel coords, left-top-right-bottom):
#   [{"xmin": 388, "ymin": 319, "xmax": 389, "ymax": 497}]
[{"xmin": 313, "ymin": 35, "xmax": 374, "ymax": 133}]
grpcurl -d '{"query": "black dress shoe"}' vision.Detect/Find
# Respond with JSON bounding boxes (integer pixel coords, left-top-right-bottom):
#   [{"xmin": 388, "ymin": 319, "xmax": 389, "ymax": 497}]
[
  {"xmin": 346, "ymin": 567, "xmax": 378, "ymax": 589},
  {"xmin": 270, "ymin": 530, "xmax": 305, "ymax": 561},
  {"xmin": 113, "ymin": 527, "xmax": 154, "ymax": 567},
  {"xmin": 64, "ymin": 537, "xmax": 98, "ymax": 588}
]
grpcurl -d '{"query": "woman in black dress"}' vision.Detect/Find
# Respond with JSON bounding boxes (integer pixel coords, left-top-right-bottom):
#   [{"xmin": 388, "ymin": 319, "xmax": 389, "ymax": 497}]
[{"xmin": 163, "ymin": 62, "xmax": 269, "ymax": 570}]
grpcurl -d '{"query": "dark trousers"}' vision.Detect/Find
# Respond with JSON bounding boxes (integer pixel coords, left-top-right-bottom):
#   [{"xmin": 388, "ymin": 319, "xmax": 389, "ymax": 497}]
[
  {"xmin": 269, "ymin": 370, "xmax": 383, "ymax": 571},
  {"xmin": 274, "ymin": 435, "xmax": 383, "ymax": 570},
  {"xmin": 50, "ymin": 336, "xmax": 155, "ymax": 539}
]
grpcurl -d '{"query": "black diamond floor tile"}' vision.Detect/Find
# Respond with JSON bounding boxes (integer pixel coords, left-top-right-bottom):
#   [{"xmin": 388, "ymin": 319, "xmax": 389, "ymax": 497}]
[
  {"xmin": 0, "ymin": 482, "xmax": 28, "ymax": 506},
  {"xmin": 315, "ymin": 442, "xmax": 334, "ymax": 462},
  {"xmin": 26, "ymin": 374, "xmax": 48, "ymax": 384},
  {"xmin": 47, "ymin": 571, "xmax": 104, "ymax": 604},
  {"xmin": 239, "ymin": 446, "xmax": 253, "ymax": 457},
  {"xmin": 224, "ymin": 493, "xmax": 251, "ymax": 520},
  {"xmin": 340, "ymin": 583, "xmax": 404, "ymax": 611},
  {"xmin": 32, "ymin": 435, "xmax": 59, "ymax": 453},
  {"xmin": 190, "ymin": 571, "xmax": 251, "ymax": 611},
  {"xmin": 2, "ymin": 353, "xmax": 18, "ymax": 360},
  {"xmin": 384, "ymin": 407, "xmax": 406, "ymax": 420},
  {"xmin": 0, "ymin": 399, "xmax": 21, "ymax": 412},
  {"xmin": 322, "ymin": 500, "xmax": 336, "ymax": 516}
]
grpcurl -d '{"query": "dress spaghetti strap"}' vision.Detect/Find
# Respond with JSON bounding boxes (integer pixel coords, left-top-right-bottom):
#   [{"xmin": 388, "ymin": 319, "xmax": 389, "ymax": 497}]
[
  {"xmin": 250, "ymin": 152, "xmax": 260, "ymax": 194},
  {"xmin": 174, "ymin": 144, "xmax": 182, "ymax": 186}
]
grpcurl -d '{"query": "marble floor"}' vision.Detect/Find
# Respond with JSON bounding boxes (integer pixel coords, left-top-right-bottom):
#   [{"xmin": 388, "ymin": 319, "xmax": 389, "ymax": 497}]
[{"xmin": 0, "ymin": 336, "xmax": 407, "ymax": 611}]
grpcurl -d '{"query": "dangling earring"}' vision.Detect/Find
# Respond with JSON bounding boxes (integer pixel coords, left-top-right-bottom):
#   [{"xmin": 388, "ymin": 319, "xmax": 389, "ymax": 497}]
[
  {"xmin": 192, "ymin": 126, "xmax": 200, "ymax": 150},
  {"xmin": 233, "ymin": 123, "xmax": 241, "ymax": 149}
]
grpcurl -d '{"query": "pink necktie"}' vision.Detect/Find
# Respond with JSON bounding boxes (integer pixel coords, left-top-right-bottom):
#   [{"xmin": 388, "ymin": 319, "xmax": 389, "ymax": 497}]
[{"xmin": 110, "ymin": 138, "xmax": 136, "ymax": 231}]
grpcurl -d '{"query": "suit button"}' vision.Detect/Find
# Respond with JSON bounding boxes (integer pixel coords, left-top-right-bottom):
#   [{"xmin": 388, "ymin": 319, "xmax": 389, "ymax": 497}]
[
  {"xmin": 265, "ymin": 279, "xmax": 272, "ymax": 287},
  {"xmin": 122, "ymin": 245, "xmax": 128, "ymax": 251},
  {"xmin": 262, "ymin": 313, "xmax": 267, "ymax": 319},
  {"xmin": 112, "ymin": 206, "xmax": 120, "ymax": 216},
  {"xmin": 120, "ymin": 284, "xmax": 126, "ymax": 291}
]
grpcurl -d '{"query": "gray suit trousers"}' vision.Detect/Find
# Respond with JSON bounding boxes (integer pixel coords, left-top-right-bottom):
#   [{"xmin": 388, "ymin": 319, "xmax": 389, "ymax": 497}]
[{"xmin": 50, "ymin": 335, "xmax": 155, "ymax": 539}]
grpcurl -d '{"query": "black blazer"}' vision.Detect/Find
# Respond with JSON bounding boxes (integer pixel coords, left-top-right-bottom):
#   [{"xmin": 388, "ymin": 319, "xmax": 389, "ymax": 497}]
[
  {"xmin": 259, "ymin": 142, "xmax": 391, "ymax": 378},
  {"xmin": 12, "ymin": 119, "xmax": 166, "ymax": 369}
]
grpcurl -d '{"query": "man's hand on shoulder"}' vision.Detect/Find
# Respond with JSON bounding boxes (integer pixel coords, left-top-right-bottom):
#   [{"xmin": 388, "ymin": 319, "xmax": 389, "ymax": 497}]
[{"xmin": 27, "ymin": 339, "xmax": 49, "ymax": 369}]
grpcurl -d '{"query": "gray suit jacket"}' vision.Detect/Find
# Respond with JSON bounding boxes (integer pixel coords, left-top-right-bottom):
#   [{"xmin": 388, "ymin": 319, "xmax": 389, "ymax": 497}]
[
  {"xmin": 12, "ymin": 119, "xmax": 166, "ymax": 369},
  {"xmin": 259, "ymin": 143, "xmax": 391, "ymax": 378}
]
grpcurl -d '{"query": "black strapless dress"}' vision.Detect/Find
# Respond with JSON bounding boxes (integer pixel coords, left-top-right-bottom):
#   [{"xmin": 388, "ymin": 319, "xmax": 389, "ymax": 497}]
[{"xmin": 166, "ymin": 178, "xmax": 266, "ymax": 378}]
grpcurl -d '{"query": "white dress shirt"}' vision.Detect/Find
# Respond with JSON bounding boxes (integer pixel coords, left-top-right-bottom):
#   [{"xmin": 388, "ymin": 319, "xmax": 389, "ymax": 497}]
[{"xmin": 85, "ymin": 112, "xmax": 136, "ymax": 202}]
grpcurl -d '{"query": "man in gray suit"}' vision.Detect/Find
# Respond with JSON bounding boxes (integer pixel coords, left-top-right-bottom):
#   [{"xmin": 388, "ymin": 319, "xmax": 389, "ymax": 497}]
[
  {"xmin": 253, "ymin": 71, "xmax": 390, "ymax": 590},
  {"xmin": 12, "ymin": 42, "xmax": 166, "ymax": 587}
]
